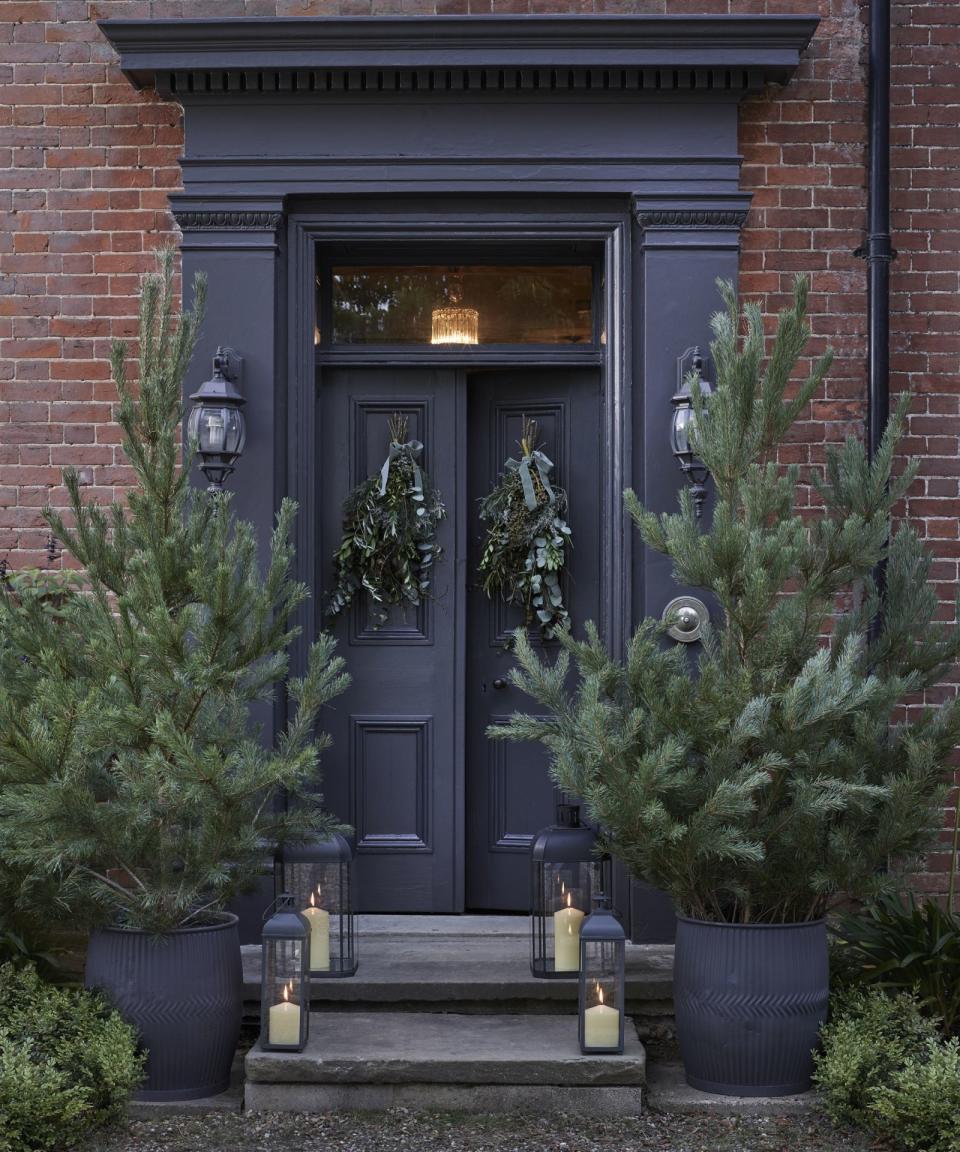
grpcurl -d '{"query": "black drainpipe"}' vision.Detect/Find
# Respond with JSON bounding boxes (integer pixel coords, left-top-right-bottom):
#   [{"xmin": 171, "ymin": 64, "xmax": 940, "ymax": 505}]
[
  {"xmin": 863, "ymin": 0, "xmax": 893, "ymax": 465},
  {"xmin": 859, "ymin": 0, "xmax": 894, "ymax": 636}
]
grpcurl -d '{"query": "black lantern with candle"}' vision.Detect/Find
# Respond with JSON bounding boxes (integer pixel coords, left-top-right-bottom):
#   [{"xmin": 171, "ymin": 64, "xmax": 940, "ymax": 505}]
[
  {"xmin": 260, "ymin": 893, "xmax": 310, "ymax": 1053},
  {"xmin": 275, "ymin": 833, "xmax": 357, "ymax": 977},
  {"xmin": 578, "ymin": 896, "xmax": 626, "ymax": 1054},
  {"xmin": 530, "ymin": 801, "xmax": 610, "ymax": 979}
]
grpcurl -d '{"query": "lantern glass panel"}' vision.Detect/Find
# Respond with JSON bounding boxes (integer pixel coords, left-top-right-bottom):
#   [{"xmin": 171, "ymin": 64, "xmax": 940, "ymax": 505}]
[
  {"xmin": 670, "ymin": 400, "xmax": 693, "ymax": 458},
  {"xmin": 579, "ymin": 936, "xmax": 626, "ymax": 1054},
  {"xmin": 276, "ymin": 838, "xmax": 357, "ymax": 977},
  {"xmin": 531, "ymin": 855, "xmax": 608, "ymax": 978},
  {"xmin": 261, "ymin": 934, "xmax": 308, "ymax": 1051},
  {"xmin": 187, "ymin": 403, "xmax": 245, "ymax": 458}
]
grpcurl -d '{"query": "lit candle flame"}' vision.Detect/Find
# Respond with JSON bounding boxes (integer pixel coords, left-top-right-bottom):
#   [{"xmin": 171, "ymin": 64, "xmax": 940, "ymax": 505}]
[
  {"xmin": 598, "ymin": 983, "xmax": 604, "ymax": 1006},
  {"xmin": 283, "ymin": 983, "xmax": 289, "ymax": 1003},
  {"xmin": 310, "ymin": 891, "xmax": 316, "ymax": 908},
  {"xmin": 566, "ymin": 891, "xmax": 572, "ymax": 909}
]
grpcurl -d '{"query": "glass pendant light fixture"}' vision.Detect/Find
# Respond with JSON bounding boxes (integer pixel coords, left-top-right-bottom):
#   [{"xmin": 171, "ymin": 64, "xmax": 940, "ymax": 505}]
[
  {"xmin": 430, "ymin": 306, "xmax": 479, "ymax": 345},
  {"xmin": 431, "ymin": 267, "xmax": 479, "ymax": 345}
]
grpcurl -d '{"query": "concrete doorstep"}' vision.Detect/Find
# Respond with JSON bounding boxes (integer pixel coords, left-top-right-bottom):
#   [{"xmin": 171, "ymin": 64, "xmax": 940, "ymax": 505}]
[
  {"xmin": 244, "ymin": 1011, "xmax": 646, "ymax": 1116},
  {"xmin": 240, "ymin": 929, "xmax": 675, "ymax": 1031}
]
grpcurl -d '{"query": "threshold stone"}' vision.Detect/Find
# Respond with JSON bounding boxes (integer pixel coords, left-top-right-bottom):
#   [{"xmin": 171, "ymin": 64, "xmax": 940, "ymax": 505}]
[{"xmin": 245, "ymin": 1011, "xmax": 645, "ymax": 1114}]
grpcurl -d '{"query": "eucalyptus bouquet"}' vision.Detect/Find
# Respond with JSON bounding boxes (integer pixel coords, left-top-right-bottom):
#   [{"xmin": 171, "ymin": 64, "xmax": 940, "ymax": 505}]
[
  {"xmin": 327, "ymin": 413, "xmax": 445, "ymax": 626},
  {"xmin": 478, "ymin": 417, "xmax": 573, "ymax": 639}
]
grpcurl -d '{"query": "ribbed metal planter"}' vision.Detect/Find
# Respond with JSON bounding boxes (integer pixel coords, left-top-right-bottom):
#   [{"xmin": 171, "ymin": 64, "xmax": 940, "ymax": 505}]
[
  {"xmin": 674, "ymin": 916, "xmax": 828, "ymax": 1097},
  {"xmin": 85, "ymin": 914, "xmax": 242, "ymax": 1102}
]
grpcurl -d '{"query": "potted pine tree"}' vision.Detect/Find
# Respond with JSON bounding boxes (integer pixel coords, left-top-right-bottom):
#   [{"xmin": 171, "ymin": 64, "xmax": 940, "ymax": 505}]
[
  {"xmin": 0, "ymin": 251, "xmax": 348, "ymax": 1101},
  {"xmin": 494, "ymin": 277, "xmax": 960, "ymax": 1096}
]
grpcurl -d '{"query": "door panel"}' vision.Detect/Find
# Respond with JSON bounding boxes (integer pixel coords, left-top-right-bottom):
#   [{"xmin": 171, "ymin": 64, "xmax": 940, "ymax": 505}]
[
  {"xmin": 465, "ymin": 369, "xmax": 603, "ymax": 911},
  {"xmin": 320, "ymin": 369, "xmax": 461, "ymax": 911}
]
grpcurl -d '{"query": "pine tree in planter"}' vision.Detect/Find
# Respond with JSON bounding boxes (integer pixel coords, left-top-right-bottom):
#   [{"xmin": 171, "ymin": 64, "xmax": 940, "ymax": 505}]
[
  {"xmin": 494, "ymin": 277, "xmax": 960, "ymax": 1096},
  {"xmin": 0, "ymin": 251, "xmax": 348, "ymax": 1100}
]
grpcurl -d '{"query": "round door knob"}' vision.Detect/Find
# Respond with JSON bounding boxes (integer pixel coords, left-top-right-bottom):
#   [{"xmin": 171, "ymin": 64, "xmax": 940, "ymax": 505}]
[
  {"xmin": 492, "ymin": 678, "xmax": 508, "ymax": 690},
  {"xmin": 675, "ymin": 606, "xmax": 700, "ymax": 634},
  {"xmin": 662, "ymin": 595, "xmax": 709, "ymax": 643}
]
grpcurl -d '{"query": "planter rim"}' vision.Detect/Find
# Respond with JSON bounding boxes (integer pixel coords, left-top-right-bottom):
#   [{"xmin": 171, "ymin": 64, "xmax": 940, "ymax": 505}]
[
  {"xmin": 676, "ymin": 914, "xmax": 825, "ymax": 930},
  {"xmin": 92, "ymin": 911, "xmax": 239, "ymax": 938}
]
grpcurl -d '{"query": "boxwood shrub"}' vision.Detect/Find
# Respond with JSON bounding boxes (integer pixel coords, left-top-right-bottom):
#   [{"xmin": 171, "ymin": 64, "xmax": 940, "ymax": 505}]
[
  {"xmin": 814, "ymin": 988, "xmax": 960, "ymax": 1152},
  {"xmin": 0, "ymin": 962, "xmax": 143, "ymax": 1152}
]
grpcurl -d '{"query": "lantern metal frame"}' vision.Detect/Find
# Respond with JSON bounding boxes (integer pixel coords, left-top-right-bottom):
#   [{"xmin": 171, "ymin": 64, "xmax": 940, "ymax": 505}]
[
  {"xmin": 530, "ymin": 801, "xmax": 611, "ymax": 979},
  {"xmin": 275, "ymin": 832, "xmax": 358, "ymax": 978},
  {"xmin": 578, "ymin": 896, "xmax": 627, "ymax": 1055},
  {"xmin": 260, "ymin": 892, "xmax": 310, "ymax": 1053},
  {"xmin": 670, "ymin": 346, "xmax": 713, "ymax": 521},
  {"xmin": 187, "ymin": 346, "xmax": 247, "ymax": 491}
]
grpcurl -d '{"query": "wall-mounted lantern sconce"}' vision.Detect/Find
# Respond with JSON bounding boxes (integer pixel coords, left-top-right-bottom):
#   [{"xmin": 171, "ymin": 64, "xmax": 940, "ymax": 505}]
[
  {"xmin": 670, "ymin": 346, "xmax": 712, "ymax": 521},
  {"xmin": 187, "ymin": 347, "xmax": 246, "ymax": 492}
]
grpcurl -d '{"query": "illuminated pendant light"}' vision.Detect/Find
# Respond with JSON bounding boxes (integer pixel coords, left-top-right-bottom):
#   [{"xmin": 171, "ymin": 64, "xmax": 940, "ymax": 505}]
[
  {"xmin": 431, "ymin": 306, "xmax": 479, "ymax": 345},
  {"xmin": 431, "ymin": 267, "xmax": 479, "ymax": 345}
]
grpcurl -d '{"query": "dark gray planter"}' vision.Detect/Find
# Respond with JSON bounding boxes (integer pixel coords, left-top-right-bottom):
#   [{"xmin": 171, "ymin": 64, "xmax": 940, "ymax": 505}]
[
  {"xmin": 673, "ymin": 916, "xmax": 828, "ymax": 1097},
  {"xmin": 85, "ymin": 913, "xmax": 242, "ymax": 1102}
]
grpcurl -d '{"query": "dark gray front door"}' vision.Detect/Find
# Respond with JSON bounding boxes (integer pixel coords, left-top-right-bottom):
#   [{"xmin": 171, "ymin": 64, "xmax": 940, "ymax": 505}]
[
  {"xmin": 320, "ymin": 366, "xmax": 601, "ymax": 912},
  {"xmin": 465, "ymin": 369, "xmax": 602, "ymax": 911},
  {"xmin": 320, "ymin": 368, "xmax": 461, "ymax": 912}
]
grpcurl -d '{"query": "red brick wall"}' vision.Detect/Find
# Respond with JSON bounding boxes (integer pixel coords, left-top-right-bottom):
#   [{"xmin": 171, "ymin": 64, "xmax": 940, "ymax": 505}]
[{"xmin": 2, "ymin": 1, "xmax": 958, "ymax": 896}]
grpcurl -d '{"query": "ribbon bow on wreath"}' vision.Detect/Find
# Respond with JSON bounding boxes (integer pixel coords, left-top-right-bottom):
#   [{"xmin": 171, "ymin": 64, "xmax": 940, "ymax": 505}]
[
  {"xmin": 380, "ymin": 435, "xmax": 424, "ymax": 497},
  {"xmin": 478, "ymin": 417, "xmax": 573, "ymax": 639},
  {"xmin": 504, "ymin": 446, "xmax": 556, "ymax": 511},
  {"xmin": 327, "ymin": 413, "xmax": 446, "ymax": 626}
]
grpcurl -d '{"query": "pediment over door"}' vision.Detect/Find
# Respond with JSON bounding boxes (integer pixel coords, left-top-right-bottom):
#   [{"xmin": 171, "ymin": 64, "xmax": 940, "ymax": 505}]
[{"xmin": 100, "ymin": 15, "xmax": 818, "ymax": 208}]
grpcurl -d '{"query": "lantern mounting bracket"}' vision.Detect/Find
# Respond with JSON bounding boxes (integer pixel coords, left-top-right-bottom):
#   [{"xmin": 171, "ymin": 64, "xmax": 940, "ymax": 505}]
[{"xmin": 212, "ymin": 345, "xmax": 242, "ymax": 386}]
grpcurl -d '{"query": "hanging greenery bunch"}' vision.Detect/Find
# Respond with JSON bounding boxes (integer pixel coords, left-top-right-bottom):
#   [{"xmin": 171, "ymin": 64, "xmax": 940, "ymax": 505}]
[
  {"xmin": 327, "ymin": 413, "xmax": 446, "ymax": 625},
  {"xmin": 478, "ymin": 417, "xmax": 572, "ymax": 639}
]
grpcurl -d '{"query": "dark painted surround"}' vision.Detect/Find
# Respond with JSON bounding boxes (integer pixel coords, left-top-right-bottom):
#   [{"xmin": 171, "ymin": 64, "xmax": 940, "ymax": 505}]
[{"xmin": 102, "ymin": 15, "xmax": 818, "ymax": 939}]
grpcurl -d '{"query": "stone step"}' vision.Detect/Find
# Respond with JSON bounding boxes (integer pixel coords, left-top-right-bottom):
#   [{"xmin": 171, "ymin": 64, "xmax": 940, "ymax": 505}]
[
  {"xmin": 241, "ymin": 916, "xmax": 674, "ymax": 1037},
  {"xmin": 245, "ymin": 1010, "xmax": 646, "ymax": 1115}
]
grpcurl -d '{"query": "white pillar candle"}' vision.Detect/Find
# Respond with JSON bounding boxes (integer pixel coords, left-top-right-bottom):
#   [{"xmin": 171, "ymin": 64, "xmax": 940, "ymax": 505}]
[
  {"xmin": 584, "ymin": 986, "xmax": 621, "ymax": 1049},
  {"xmin": 302, "ymin": 889, "xmax": 330, "ymax": 971},
  {"xmin": 268, "ymin": 984, "xmax": 301, "ymax": 1046},
  {"xmin": 553, "ymin": 892, "xmax": 585, "ymax": 972}
]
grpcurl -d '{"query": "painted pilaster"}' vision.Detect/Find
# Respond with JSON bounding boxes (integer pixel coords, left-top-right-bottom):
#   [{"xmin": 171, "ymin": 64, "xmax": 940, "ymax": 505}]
[
  {"xmin": 625, "ymin": 200, "xmax": 748, "ymax": 943},
  {"xmin": 173, "ymin": 201, "xmax": 287, "ymax": 943},
  {"xmin": 631, "ymin": 201, "xmax": 749, "ymax": 625},
  {"xmin": 173, "ymin": 203, "xmax": 286, "ymax": 549}
]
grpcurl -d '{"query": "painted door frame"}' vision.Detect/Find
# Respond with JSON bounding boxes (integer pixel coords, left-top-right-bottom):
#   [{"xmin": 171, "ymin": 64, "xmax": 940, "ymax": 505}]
[
  {"xmin": 99, "ymin": 12, "xmax": 820, "ymax": 936},
  {"xmin": 286, "ymin": 205, "xmax": 630, "ymax": 914}
]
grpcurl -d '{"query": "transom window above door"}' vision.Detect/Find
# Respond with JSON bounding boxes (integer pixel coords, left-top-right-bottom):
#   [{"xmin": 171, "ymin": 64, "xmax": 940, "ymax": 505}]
[{"xmin": 316, "ymin": 263, "xmax": 596, "ymax": 348}]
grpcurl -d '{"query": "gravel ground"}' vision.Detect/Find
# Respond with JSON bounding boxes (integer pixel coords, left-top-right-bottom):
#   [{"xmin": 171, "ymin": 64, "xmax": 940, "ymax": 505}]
[{"xmin": 92, "ymin": 1109, "xmax": 873, "ymax": 1152}]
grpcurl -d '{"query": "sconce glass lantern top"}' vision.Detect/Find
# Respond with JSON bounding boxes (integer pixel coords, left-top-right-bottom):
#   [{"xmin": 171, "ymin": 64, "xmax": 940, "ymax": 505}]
[
  {"xmin": 260, "ymin": 893, "xmax": 310, "ymax": 1052},
  {"xmin": 578, "ymin": 896, "xmax": 626, "ymax": 1055},
  {"xmin": 670, "ymin": 346, "xmax": 713, "ymax": 521},
  {"xmin": 187, "ymin": 346, "xmax": 246, "ymax": 492},
  {"xmin": 530, "ymin": 801, "xmax": 611, "ymax": 980},
  {"xmin": 430, "ymin": 306, "xmax": 480, "ymax": 345},
  {"xmin": 274, "ymin": 833, "xmax": 357, "ymax": 978}
]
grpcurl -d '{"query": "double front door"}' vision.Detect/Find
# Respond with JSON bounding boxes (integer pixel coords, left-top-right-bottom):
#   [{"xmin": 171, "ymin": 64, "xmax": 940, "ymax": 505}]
[{"xmin": 319, "ymin": 366, "xmax": 602, "ymax": 911}]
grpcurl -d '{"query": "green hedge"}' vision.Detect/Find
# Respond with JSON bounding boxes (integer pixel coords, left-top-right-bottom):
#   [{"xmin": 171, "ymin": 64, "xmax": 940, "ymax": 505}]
[
  {"xmin": 814, "ymin": 988, "xmax": 960, "ymax": 1152},
  {"xmin": 0, "ymin": 963, "xmax": 143, "ymax": 1152}
]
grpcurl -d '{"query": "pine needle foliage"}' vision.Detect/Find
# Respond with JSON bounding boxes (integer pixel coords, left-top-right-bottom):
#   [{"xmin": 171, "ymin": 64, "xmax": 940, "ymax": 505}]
[
  {"xmin": 0, "ymin": 249, "xmax": 349, "ymax": 934},
  {"xmin": 492, "ymin": 276, "xmax": 960, "ymax": 924}
]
